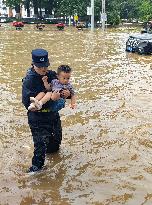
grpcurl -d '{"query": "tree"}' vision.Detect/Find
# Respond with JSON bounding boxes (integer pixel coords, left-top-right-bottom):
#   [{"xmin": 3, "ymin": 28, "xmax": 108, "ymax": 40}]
[
  {"xmin": 5, "ymin": 0, "xmax": 22, "ymax": 18},
  {"xmin": 106, "ymin": 0, "xmax": 121, "ymax": 25},
  {"xmin": 23, "ymin": 0, "xmax": 30, "ymax": 17},
  {"xmin": 138, "ymin": 0, "xmax": 152, "ymax": 21}
]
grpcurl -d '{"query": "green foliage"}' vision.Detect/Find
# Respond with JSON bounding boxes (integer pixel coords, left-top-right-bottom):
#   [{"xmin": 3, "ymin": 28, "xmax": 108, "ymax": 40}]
[
  {"xmin": 3, "ymin": 0, "xmax": 152, "ymax": 25},
  {"xmin": 138, "ymin": 0, "xmax": 152, "ymax": 21},
  {"xmin": 119, "ymin": 0, "xmax": 140, "ymax": 19},
  {"xmin": 55, "ymin": 0, "xmax": 88, "ymax": 16},
  {"xmin": 107, "ymin": 11, "xmax": 121, "ymax": 25},
  {"xmin": 106, "ymin": 0, "xmax": 121, "ymax": 25},
  {"xmin": 4, "ymin": 0, "xmax": 22, "ymax": 8}
]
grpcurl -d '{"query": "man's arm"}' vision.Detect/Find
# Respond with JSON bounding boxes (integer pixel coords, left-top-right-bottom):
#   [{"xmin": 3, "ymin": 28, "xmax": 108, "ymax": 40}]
[
  {"xmin": 22, "ymin": 76, "xmax": 37, "ymax": 109},
  {"xmin": 61, "ymin": 89, "xmax": 71, "ymax": 99}
]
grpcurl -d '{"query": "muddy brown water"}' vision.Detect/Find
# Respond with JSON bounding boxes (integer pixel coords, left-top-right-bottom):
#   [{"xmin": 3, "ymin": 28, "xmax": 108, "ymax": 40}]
[{"xmin": 0, "ymin": 24, "xmax": 152, "ymax": 205}]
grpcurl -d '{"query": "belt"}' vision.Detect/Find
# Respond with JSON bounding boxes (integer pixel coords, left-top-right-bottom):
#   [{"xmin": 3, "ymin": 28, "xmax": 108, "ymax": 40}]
[{"xmin": 38, "ymin": 109, "xmax": 51, "ymax": 113}]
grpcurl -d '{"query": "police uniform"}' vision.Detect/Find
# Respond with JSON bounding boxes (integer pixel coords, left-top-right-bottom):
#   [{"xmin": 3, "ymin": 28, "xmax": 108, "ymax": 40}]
[{"xmin": 22, "ymin": 49, "xmax": 65, "ymax": 172}]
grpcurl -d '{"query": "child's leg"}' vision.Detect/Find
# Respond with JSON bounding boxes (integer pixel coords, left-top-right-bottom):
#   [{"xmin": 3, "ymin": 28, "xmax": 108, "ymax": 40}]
[
  {"xmin": 30, "ymin": 92, "xmax": 46, "ymax": 110},
  {"xmin": 39, "ymin": 92, "xmax": 53, "ymax": 105},
  {"xmin": 28, "ymin": 103, "xmax": 36, "ymax": 111},
  {"xmin": 29, "ymin": 92, "xmax": 52, "ymax": 110},
  {"xmin": 35, "ymin": 92, "xmax": 46, "ymax": 101}
]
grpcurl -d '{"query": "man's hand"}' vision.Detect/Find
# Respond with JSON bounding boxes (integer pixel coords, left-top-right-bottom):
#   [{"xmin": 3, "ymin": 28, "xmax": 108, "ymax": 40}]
[
  {"xmin": 61, "ymin": 89, "xmax": 70, "ymax": 99},
  {"xmin": 51, "ymin": 90, "xmax": 61, "ymax": 101},
  {"xmin": 30, "ymin": 107, "xmax": 38, "ymax": 112}
]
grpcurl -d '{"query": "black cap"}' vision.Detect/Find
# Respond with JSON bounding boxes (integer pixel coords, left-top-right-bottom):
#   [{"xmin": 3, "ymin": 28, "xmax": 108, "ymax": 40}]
[{"xmin": 32, "ymin": 48, "xmax": 50, "ymax": 67}]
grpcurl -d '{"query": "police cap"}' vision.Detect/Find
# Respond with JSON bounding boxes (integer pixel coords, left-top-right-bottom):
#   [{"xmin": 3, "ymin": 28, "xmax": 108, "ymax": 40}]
[{"xmin": 32, "ymin": 48, "xmax": 50, "ymax": 68}]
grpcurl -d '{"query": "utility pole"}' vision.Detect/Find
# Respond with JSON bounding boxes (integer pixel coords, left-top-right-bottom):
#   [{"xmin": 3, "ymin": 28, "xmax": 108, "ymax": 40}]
[
  {"xmin": 91, "ymin": 0, "xmax": 94, "ymax": 31},
  {"xmin": 101, "ymin": 0, "xmax": 106, "ymax": 31}
]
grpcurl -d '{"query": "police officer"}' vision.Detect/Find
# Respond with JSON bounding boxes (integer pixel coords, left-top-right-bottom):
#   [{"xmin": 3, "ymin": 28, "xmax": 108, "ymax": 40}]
[{"xmin": 22, "ymin": 48, "xmax": 70, "ymax": 172}]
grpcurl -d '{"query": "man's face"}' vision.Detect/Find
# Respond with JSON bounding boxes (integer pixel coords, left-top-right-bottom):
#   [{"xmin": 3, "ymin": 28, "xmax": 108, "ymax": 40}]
[{"xmin": 34, "ymin": 65, "xmax": 48, "ymax": 75}]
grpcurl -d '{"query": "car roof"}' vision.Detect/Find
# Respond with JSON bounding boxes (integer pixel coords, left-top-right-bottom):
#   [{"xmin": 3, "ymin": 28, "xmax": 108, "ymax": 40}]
[{"xmin": 129, "ymin": 33, "xmax": 152, "ymax": 40}]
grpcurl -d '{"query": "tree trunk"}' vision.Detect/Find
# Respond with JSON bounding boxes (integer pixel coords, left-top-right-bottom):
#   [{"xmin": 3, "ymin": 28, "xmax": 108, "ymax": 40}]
[
  {"xmin": 15, "ymin": 4, "xmax": 21, "ymax": 19},
  {"xmin": 39, "ymin": 0, "xmax": 42, "ymax": 18},
  {"xmin": 48, "ymin": 0, "xmax": 53, "ymax": 16},
  {"xmin": 33, "ymin": 0, "xmax": 38, "ymax": 18},
  {"xmin": 26, "ymin": 0, "xmax": 30, "ymax": 17}
]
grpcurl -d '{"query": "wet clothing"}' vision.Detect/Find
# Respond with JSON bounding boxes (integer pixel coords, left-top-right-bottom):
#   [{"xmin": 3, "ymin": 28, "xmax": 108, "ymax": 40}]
[
  {"xmin": 22, "ymin": 67, "xmax": 65, "ymax": 111},
  {"xmin": 22, "ymin": 67, "xmax": 64, "ymax": 170},
  {"xmin": 27, "ymin": 111, "xmax": 62, "ymax": 169},
  {"xmin": 51, "ymin": 79, "xmax": 75, "ymax": 97}
]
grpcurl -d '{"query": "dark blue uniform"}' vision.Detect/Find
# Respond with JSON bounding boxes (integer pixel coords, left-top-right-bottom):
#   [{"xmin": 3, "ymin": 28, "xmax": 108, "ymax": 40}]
[{"xmin": 22, "ymin": 67, "xmax": 65, "ymax": 171}]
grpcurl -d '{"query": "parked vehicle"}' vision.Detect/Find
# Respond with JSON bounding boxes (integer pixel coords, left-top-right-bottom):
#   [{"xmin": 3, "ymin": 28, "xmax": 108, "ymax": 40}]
[
  {"xmin": 141, "ymin": 21, "xmax": 152, "ymax": 34},
  {"xmin": 76, "ymin": 22, "xmax": 86, "ymax": 30},
  {"xmin": 56, "ymin": 22, "xmax": 65, "ymax": 30},
  {"xmin": 12, "ymin": 21, "xmax": 24, "ymax": 30},
  {"xmin": 36, "ymin": 23, "xmax": 45, "ymax": 30},
  {"xmin": 126, "ymin": 33, "xmax": 152, "ymax": 55}
]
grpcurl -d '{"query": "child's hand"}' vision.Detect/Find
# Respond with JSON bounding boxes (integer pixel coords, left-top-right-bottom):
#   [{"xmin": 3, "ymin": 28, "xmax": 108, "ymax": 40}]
[
  {"xmin": 42, "ymin": 76, "xmax": 51, "ymax": 90},
  {"xmin": 42, "ymin": 76, "xmax": 48, "ymax": 83},
  {"xmin": 69, "ymin": 104, "xmax": 76, "ymax": 109}
]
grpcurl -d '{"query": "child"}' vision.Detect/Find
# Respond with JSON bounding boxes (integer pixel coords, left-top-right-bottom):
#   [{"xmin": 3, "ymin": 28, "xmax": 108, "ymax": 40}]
[{"xmin": 28, "ymin": 65, "xmax": 76, "ymax": 111}]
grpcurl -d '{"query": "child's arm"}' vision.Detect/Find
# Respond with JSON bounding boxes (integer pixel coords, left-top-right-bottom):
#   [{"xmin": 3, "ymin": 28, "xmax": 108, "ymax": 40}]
[
  {"xmin": 42, "ymin": 76, "xmax": 52, "ymax": 91},
  {"xmin": 69, "ymin": 95, "xmax": 76, "ymax": 109}
]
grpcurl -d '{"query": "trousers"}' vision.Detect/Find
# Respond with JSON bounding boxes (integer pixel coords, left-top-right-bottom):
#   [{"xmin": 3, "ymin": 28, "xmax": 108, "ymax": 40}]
[{"xmin": 27, "ymin": 111, "xmax": 62, "ymax": 169}]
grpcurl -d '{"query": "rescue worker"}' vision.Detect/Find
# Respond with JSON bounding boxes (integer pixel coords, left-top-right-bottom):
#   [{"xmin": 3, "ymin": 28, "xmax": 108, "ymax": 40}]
[{"xmin": 22, "ymin": 48, "xmax": 70, "ymax": 172}]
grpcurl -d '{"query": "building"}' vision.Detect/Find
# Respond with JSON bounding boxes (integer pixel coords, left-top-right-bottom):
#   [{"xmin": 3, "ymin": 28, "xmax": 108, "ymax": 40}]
[{"xmin": 0, "ymin": 0, "xmax": 34, "ymax": 18}]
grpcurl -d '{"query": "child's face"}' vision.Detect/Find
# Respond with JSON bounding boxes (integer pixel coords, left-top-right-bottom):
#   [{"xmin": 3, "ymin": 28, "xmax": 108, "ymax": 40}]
[
  {"xmin": 58, "ymin": 71, "xmax": 71, "ymax": 84},
  {"xmin": 34, "ymin": 65, "xmax": 48, "ymax": 76}
]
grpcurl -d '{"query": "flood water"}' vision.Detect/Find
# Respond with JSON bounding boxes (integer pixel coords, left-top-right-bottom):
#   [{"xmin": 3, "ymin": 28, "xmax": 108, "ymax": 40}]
[{"xmin": 0, "ymin": 24, "xmax": 152, "ymax": 205}]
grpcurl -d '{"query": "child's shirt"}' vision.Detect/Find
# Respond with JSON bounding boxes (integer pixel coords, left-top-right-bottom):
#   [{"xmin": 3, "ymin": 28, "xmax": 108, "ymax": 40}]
[
  {"xmin": 22, "ymin": 68, "xmax": 65, "ymax": 111},
  {"xmin": 51, "ymin": 79, "xmax": 75, "ymax": 96}
]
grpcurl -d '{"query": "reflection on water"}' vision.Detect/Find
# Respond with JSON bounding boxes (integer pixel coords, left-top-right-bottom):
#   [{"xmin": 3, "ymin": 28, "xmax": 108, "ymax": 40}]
[{"xmin": 0, "ymin": 24, "xmax": 152, "ymax": 205}]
